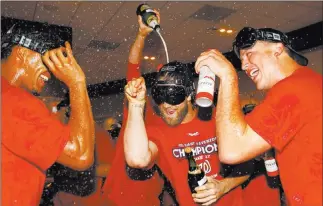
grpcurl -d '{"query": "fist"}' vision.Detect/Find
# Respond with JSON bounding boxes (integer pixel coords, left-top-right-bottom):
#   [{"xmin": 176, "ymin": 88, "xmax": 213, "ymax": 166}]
[
  {"xmin": 125, "ymin": 77, "xmax": 146, "ymax": 103},
  {"xmin": 195, "ymin": 49, "xmax": 236, "ymax": 79}
]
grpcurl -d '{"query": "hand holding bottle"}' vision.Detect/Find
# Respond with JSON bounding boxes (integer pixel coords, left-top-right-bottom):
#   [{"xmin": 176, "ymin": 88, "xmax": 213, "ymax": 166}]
[
  {"xmin": 193, "ymin": 177, "xmax": 228, "ymax": 206},
  {"xmin": 137, "ymin": 9, "xmax": 160, "ymax": 37},
  {"xmin": 136, "ymin": 4, "xmax": 161, "ymax": 32}
]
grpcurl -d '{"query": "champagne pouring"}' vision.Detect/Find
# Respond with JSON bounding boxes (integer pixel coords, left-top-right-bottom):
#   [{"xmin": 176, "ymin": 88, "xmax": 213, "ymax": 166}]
[{"xmin": 136, "ymin": 3, "xmax": 169, "ymax": 64}]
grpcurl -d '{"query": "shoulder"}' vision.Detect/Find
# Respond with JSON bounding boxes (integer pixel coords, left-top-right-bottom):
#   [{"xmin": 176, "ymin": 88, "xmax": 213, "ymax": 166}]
[{"xmin": 273, "ymin": 67, "xmax": 321, "ymax": 91}]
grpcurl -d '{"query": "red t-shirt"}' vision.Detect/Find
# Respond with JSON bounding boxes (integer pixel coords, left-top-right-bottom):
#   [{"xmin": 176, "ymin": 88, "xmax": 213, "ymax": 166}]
[
  {"xmin": 1, "ymin": 77, "xmax": 69, "ymax": 206},
  {"xmin": 245, "ymin": 67, "xmax": 322, "ymax": 206},
  {"xmin": 54, "ymin": 125, "xmax": 116, "ymax": 206},
  {"xmin": 147, "ymin": 115, "xmax": 243, "ymax": 206},
  {"xmin": 101, "ymin": 63, "xmax": 164, "ymax": 206},
  {"xmin": 242, "ymin": 175, "xmax": 281, "ymax": 206}
]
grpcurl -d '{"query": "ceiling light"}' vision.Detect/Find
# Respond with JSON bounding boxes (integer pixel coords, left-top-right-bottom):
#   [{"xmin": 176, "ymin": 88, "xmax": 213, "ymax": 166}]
[
  {"xmin": 227, "ymin": 29, "xmax": 233, "ymax": 34},
  {"xmin": 219, "ymin": 28, "xmax": 226, "ymax": 33},
  {"xmin": 150, "ymin": 56, "xmax": 156, "ymax": 60},
  {"xmin": 144, "ymin": 56, "xmax": 149, "ymax": 60}
]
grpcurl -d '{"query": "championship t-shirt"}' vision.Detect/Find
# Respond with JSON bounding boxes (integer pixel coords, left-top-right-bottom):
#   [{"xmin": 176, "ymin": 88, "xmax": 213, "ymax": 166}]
[{"xmin": 147, "ymin": 115, "xmax": 244, "ymax": 206}]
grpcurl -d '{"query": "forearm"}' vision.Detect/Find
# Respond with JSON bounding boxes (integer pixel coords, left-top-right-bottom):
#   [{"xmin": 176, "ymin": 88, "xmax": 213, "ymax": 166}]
[
  {"xmin": 124, "ymin": 102, "xmax": 152, "ymax": 168},
  {"xmin": 216, "ymin": 72, "xmax": 248, "ymax": 161},
  {"xmin": 222, "ymin": 175, "xmax": 250, "ymax": 194},
  {"xmin": 68, "ymin": 82, "xmax": 95, "ymax": 163},
  {"xmin": 128, "ymin": 33, "xmax": 147, "ymax": 64}
]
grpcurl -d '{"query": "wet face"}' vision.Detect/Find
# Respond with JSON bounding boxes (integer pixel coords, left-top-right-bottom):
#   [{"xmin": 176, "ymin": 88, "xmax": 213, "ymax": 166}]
[
  {"xmin": 158, "ymin": 98, "xmax": 189, "ymax": 127},
  {"xmin": 240, "ymin": 41, "xmax": 279, "ymax": 90},
  {"xmin": 14, "ymin": 46, "xmax": 51, "ymax": 93}
]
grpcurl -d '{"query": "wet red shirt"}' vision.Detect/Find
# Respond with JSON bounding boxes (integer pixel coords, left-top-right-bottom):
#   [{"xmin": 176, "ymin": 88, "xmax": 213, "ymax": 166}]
[
  {"xmin": 1, "ymin": 77, "xmax": 69, "ymax": 206},
  {"xmin": 242, "ymin": 175, "xmax": 281, "ymax": 206},
  {"xmin": 246, "ymin": 67, "xmax": 322, "ymax": 205},
  {"xmin": 148, "ymin": 116, "xmax": 244, "ymax": 206},
  {"xmin": 101, "ymin": 63, "xmax": 164, "ymax": 206}
]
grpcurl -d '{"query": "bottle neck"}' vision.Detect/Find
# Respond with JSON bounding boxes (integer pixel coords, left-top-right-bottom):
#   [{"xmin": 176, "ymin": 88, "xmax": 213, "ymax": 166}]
[{"xmin": 186, "ymin": 152, "xmax": 198, "ymax": 172}]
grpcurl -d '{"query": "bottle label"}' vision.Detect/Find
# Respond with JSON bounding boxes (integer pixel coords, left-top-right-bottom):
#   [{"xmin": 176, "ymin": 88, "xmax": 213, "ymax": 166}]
[
  {"xmin": 145, "ymin": 8, "xmax": 154, "ymax": 13},
  {"xmin": 140, "ymin": 5, "xmax": 151, "ymax": 12},
  {"xmin": 196, "ymin": 67, "xmax": 215, "ymax": 107},
  {"xmin": 147, "ymin": 16, "xmax": 158, "ymax": 26},
  {"xmin": 198, "ymin": 175, "xmax": 207, "ymax": 186},
  {"xmin": 265, "ymin": 158, "xmax": 279, "ymax": 177}
]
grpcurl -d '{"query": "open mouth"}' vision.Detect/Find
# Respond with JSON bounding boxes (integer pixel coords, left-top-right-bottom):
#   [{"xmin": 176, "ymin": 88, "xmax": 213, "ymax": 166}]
[
  {"xmin": 37, "ymin": 71, "xmax": 51, "ymax": 88},
  {"xmin": 166, "ymin": 108, "xmax": 176, "ymax": 116},
  {"xmin": 40, "ymin": 73, "xmax": 49, "ymax": 82},
  {"xmin": 247, "ymin": 68, "xmax": 259, "ymax": 81}
]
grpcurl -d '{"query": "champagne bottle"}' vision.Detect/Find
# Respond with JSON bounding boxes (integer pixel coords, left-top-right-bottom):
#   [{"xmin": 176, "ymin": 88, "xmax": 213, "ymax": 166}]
[
  {"xmin": 136, "ymin": 3, "xmax": 160, "ymax": 32},
  {"xmin": 185, "ymin": 147, "xmax": 207, "ymax": 193},
  {"xmin": 263, "ymin": 149, "xmax": 282, "ymax": 188}
]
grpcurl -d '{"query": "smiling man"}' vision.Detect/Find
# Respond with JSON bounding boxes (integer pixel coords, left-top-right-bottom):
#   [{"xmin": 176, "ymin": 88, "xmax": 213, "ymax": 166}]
[
  {"xmin": 195, "ymin": 27, "xmax": 322, "ymax": 205},
  {"xmin": 1, "ymin": 25, "xmax": 95, "ymax": 205}
]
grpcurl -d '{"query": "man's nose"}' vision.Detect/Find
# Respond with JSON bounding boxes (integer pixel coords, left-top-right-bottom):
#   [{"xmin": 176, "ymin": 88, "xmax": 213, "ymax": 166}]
[
  {"xmin": 241, "ymin": 59, "xmax": 250, "ymax": 71},
  {"xmin": 163, "ymin": 102, "xmax": 176, "ymax": 108}
]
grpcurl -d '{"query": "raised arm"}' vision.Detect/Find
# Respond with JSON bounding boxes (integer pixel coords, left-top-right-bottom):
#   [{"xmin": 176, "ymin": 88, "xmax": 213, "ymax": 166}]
[
  {"xmin": 42, "ymin": 42, "xmax": 95, "ymax": 170},
  {"xmin": 127, "ymin": 10, "xmax": 160, "ymax": 81},
  {"xmin": 123, "ymin": 77, "xmax": 158, "ymax": 168},
  {"xmin": 195, "ymin": 50, "xmax": 271, "ymax": 164}
]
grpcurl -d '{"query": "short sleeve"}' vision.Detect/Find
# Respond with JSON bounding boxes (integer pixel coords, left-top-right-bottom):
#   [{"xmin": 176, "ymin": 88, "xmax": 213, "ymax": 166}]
[
  {"xmin": 126, "ymin": 63, "xmax": 141, "ymax": 82},
  {"xmin": 245, "ymin": 81, "xmax": 303, "ymax": 151},
  {"xmin": 2, "ymin": 93, "xmax": 69, "ymax": 171}
]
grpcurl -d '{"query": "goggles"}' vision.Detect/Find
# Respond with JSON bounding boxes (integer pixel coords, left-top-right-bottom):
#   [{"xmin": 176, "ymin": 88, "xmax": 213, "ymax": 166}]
[
  {"xmin": 151, "ymin": 84, "xmax": 188, "ymax": 106},
  {"xmin": 233, "ymin": 27, "xmax": 308, "ymax": 66}
]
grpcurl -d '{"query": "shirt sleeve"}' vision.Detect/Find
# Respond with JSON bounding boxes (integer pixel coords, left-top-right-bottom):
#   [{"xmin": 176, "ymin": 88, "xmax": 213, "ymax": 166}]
[
  {"xmin": 245, "ymin": 80, "xmax": 303, "ymax": 151},
  {"xmin": 126, "ymin": 63, "xmax": 141, "ymax": 82},
  {"xmin": 2, "ymin": 94, "xmax": 69, "ymax": 171}
]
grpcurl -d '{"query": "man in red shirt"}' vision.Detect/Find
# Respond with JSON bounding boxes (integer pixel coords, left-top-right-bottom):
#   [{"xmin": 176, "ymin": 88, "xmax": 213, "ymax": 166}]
[
  {"xmin": 123, "ymin": 62, "xmax": 255, "ymax": 206},
  {"xmin": 53, "ymin": 123, "xmax": 116, "ymax": 206},
  {"xmin": 101, "ymin": 9, "xmax": 167, "ymax": 206},
  {"xmin": 195, "ymin": 27, "xmax": 322, "ymax": 205},
  {"xmin": 239, "ymin": 97, "xmax": 281, "ymax": 206},
  {"xmin": 1, "ymin": 27, "xmax": 95, "ymax": 205},
  {"xmin": 39, "ymin": 100, "xmax": 115, "ymax": 206}
]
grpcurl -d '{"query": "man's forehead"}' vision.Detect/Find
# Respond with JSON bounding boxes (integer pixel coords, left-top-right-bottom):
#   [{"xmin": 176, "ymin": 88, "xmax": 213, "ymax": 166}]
[
  {"xmin": 240, "ymin": 41, "xmax": 266, "ymax": 56},
  {"xmin": 16, "ymin": 45, "xmax": 41, "ymax": 56}
]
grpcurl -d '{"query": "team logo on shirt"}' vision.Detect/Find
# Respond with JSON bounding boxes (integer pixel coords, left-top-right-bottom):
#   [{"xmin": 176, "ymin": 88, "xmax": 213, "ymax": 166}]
[
  {"xmin": 172, "ymin": 137, "xmax": 217, "ymax": 159},
  {"xmin": 172, "ymin": 137, "xmax": 218, "ymax": 175},
  {"xmin": 187, "ymin": 132, "xmax": 199, "ymax": 136}
]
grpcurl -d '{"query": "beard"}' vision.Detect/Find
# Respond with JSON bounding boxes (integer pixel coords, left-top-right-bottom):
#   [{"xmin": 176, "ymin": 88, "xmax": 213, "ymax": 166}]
[{"xmin": 160, "ymin": 102, "xmax": 188, "ymax": 127}]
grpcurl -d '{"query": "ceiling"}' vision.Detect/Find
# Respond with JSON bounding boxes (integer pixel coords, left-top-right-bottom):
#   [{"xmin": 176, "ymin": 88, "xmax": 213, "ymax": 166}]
[{"xmin": 1, "ymin": 1, "xmax": 322, "ymax": 85}]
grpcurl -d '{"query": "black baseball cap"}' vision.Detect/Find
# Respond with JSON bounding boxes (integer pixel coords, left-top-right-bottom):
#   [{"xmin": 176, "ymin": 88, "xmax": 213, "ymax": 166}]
[
  {"xmin": 233, "ymin": 27, "xmax": 308, "ymax": 66},
  {"xmin": 1, "ymin": 23, "xmax": 66, "ymax": 56}
]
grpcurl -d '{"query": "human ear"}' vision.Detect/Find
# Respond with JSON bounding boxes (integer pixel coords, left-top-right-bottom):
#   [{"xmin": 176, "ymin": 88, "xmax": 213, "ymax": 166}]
[{"xmin": 274, "ymin": 43, "xmax": 284, "ymax": 57}]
